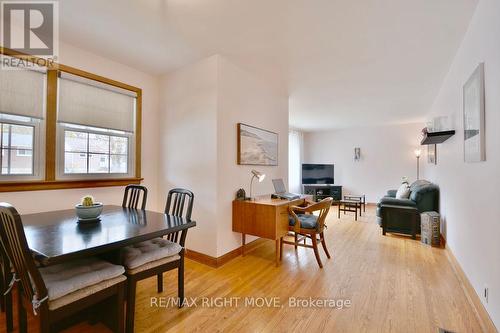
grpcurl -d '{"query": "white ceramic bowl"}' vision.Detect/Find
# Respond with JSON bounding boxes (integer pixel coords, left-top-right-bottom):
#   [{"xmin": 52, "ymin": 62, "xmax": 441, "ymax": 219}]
[{"xmin": 75, "ymin": 203, "xmax": 103, "ymax": 220}]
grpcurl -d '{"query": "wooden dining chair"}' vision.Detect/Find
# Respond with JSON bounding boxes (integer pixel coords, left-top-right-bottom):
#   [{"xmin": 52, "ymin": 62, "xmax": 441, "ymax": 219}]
[
  {"xmin": 0, "ymin": 203, "xmax": 127, "ymax": 333},
  {"xmin": 281, "ymin": 197, "xmax": 333, "ymax": 268},
  {"xmin": 158, "ymin": 188, "xmax": 194, "ymax": 290},
  {"xmin": 122, "ymin": 184, "xmax": 148, "ymax": 210},
  {"xmin": 122, "ymin": 188, "xmax": 194, "ymax": 333}
]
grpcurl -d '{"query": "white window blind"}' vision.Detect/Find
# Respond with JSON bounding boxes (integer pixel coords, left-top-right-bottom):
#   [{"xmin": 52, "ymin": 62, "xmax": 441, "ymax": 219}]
[
  {"xmin": 58, "ymin": 72, "xmax": 136, "ymax": 132},
  {"xmin": 0, "ymin": 62, "xmax": 46, "ymax": 119}
]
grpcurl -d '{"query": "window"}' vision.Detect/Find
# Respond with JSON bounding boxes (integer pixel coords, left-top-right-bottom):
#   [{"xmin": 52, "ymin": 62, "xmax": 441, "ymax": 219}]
[
  {"xmin": 0, "ymin": 58, "xmax": 46, "ymax": 180},
  {"xmin": 0, "ymin": 49, "xmax": 142, "ymax": 191},
  {"xmin": 56, "ymin": 72, "xmax": 136, "ymax": 179},
  {"xmin": 62, "ymin": 129, "xmax": 129, "ymax": 175},
  {"xmin": 1, "ymin": 123, "xmax": 34, "ymax": 174}
]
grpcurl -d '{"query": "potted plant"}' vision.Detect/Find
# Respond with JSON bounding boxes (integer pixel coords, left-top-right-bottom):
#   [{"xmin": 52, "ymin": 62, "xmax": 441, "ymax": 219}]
[{"xmin": 75, "ymin": 195, "xmax": 103, "ymax": 222}]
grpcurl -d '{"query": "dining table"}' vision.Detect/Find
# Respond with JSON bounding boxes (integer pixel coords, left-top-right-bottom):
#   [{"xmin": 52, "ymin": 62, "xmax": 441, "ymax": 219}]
[{"xmin": 22, "ymin": 205, "xmax": 197, "ymax": 267}]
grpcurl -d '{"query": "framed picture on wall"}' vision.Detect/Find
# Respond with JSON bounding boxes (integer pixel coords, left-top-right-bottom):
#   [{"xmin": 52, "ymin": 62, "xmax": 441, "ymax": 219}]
[
  {"xmin": 463, "ymin": 63, "xmax": 486, "ymax": 162},
  {"xmin": 237, "ymin": 123, "xmax": 278, "ymax": 166},
  {"xmin": 427, "ymin": 144, "xmax": 436, "ymax": 164}
]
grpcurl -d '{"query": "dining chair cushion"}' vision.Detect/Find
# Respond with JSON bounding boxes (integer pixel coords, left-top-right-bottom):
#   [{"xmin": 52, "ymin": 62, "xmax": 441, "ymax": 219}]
[
  {"xmin": 126, "ymin": 254, "xmax": 180, "ymax": 275},
  {"xmin": 122, "ymin": 238, "xmax": 182, "ymax": 270},
  {"xmin": 288, "ymin": 214, "xmax": 318, "ymax": 230},
  {"xmin": 48, "ymin": 275, "xmax": 126, "ymax": 310},
  {"xmin": 39, "ymin": 257, "xmax": 125, "ymax": 301}
]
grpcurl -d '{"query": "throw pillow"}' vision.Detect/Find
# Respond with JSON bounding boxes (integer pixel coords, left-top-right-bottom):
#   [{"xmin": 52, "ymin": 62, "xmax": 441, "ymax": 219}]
[{"xmin": 395, "ymin": 183, "xmax": 410, "ymax": 199}]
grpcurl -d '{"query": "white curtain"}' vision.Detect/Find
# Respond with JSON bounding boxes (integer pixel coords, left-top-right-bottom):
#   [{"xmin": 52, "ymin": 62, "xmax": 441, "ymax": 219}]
[{"xmin": 288, "ymin": 129, "xmax": 303, "ymax": 193}]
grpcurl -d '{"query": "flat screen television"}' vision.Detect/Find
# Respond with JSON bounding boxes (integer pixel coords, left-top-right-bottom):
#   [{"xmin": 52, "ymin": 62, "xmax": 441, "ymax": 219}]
[{"xmin": 302, "ymin": 164, "xmax": 334, "ymax": 185}]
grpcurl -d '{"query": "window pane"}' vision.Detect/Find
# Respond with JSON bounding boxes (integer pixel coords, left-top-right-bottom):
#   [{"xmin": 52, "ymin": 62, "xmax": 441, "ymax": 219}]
[
  {"xmin": 10, "ymin": 125, "xmax": 33, "ymax": 149},
  {"xmin": 1, "ymin": 149, "xmax": 8, "ymax": 174},
  {"xmin": 65, "ymin": 131, "xmax": 87, "ymax": 152},
  {"xmin": 110, "ymin": 136, "xmax": 127, "ymax": 154},
  {"xmin": 65, "ymin": 152, "xmax": 87, "ymax": 173},
  {"xmin": 89, "ymin": 133, "xmax": 109, "ymax": 154},
  {"xmin": 89, "ymin": 154, "xmax": 109, "ymax": 173},
  {"xmin": 110, "ymin": 155, "xmax": 127, "ymax": 173},
  {"xmin": 10, "ymin": 149, "xmax": 32, "ymax": 174},
  {"xmin": 2, "ymin": 124, "xmax": 10, "ymax": 148},
  {"xmin": 16, "ymin": 149, "xmax": 32, "ymax": 157}
]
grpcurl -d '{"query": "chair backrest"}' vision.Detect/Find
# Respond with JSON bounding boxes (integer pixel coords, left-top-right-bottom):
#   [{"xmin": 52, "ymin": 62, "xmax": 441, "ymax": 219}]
[
  {"xmin": 165, "ymin": 188, "xmax": 194, "ymax": 220},
  {"xmin": 0, "ymin": 203, "xmax": 47, "ymax": 306},
  {"xmin": 290, "ymin": 197, "xmax": 333, "ymax": 232},
  {"xmin": 315, "ymin": 197, "xmax": 333, "ymax": 231},
  {"xmin": 122, "ymin": 185, "xmax": 148, "ymax": 210}
]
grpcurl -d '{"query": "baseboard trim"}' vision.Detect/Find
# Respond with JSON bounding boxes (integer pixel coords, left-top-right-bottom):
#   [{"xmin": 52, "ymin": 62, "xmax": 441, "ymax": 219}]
[
  {"xmin": 445, "ymin": 246, "xmax": 497, "ymax": 332},
  {"xmin": 185, "ymin": 238, "xmax": 267, "ymax": 268}
]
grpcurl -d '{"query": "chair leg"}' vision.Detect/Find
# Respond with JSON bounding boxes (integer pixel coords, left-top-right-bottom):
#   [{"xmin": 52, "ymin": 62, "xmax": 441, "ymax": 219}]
[
  {"xmin": 17, "ymin": 288, "xmax": 27, "ymax": 333},
  {"xmin": 5, "ymin": 289, "xmax": 13, "ymax": 332},
  {"xmin": 157, "ymin": 273, "xmax": 163, "ymax": 293},
  {"xmin": 311, "ymin": 234, "xmax": 323, "ymax": 268},
  {"xmin": 320, "ymin": 232, "xmax": 331, "ymax": 259},
  {"xmin": 178, "ymin": 258, "xmax": 185, "ymax": 308},
  {"xmin": 294, "ymin": 233, "xmax": 298, "ymax": 250},
  {"xmin": 125, "ymin": 278, "xmax": 136, "ymax": 333},
  {"xmin": 39, "ymin": 307, "xmax": 50, "ymax": 333},
  {"xmin": 114, "ymin": 283, "xmax": 125, "ymax": 333}
]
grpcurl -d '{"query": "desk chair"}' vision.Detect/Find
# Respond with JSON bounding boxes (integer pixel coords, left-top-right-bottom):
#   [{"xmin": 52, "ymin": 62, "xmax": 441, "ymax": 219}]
[{"xmin": 282, "ymin": 197, "xmax": 333, "ymax": 268}]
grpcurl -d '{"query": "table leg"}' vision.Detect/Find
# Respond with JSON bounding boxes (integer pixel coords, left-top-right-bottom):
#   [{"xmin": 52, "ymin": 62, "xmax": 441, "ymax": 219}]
[
  {"xmin": 275, "ymin": 239, "xmax": 280, "ymax": 267},
  {"xmin": 279, "ymin": 237, "xmax": 283, "ymax": 260},
  {"xmin": 242, "ymin": 233, "xmax": 246, "ymax": 256},
  {"xmin": 359, "ymin": 202, "xmax": 362, "ymax": 217},
  {"xmin": 338, "ymin": 204, "xmax": 341, "ymax": 219}
]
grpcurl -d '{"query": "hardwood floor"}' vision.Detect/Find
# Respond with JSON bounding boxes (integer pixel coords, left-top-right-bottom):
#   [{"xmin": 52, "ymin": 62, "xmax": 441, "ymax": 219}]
[{"xmin": 1, "ymin": 207, "xmax": 491, "ymax": 332}]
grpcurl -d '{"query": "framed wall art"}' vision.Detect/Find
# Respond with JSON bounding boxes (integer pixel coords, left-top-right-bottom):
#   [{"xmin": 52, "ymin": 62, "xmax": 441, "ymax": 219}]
[
  {"xmin": 237, "ymin": 123, "xmax": 278, "ymax": 166},
  {"xmin": 463, "ymin": 63, "xmax": 486, "ymax": 162}
]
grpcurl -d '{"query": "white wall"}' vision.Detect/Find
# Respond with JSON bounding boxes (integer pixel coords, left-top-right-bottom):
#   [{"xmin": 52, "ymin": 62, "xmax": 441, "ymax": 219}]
[
  {"xmin": 216, "ymin": 56, "xmax": 289, "ymax": 256},
  {"xmin": 159, "ymin": 56, "xmax": 219, "ymax": 257},
  {"xmin": 0, "ymin": 42, "xmax": 161, "ymax": 214},
  {"xmin": 303, "ymin": 122, "xmax": 424, "ymax": 203},
  {"xmin": 423, "ymin": 0, "xmax": 500, "ymax": 327},
  {"xmin": 159, "ymin": 55, "xmax": 289, "ymax": 257}
]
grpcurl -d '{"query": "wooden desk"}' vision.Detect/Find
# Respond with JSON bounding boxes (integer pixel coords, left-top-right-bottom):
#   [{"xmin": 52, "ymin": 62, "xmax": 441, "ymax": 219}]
[{"xmin": 232, "ymin": 195, "xmax": 308, "ymax": 266}]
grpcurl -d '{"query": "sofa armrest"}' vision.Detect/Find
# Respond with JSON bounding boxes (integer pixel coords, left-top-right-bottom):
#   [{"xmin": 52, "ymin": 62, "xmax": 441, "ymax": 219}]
[
  {"xmin": 379, "ymin": 204, "xmax": 418, "ymax": 212},
  {"xmin": 379, "ymin": 197, "xmax": 417, "ymax": 208},
  {"xmin": 386, "ymin": 190, "xmax": 397, "ymax": 198}
]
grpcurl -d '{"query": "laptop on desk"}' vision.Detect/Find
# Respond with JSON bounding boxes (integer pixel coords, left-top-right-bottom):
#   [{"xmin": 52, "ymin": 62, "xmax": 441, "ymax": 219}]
[{"xmin": 272, "ymin": 179, "xmax": 301, "ymax": 200}]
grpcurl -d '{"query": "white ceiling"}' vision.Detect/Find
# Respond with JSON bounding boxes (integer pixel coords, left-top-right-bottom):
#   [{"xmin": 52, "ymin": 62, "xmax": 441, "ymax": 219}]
[{"xmin": 59, "ymin": 0, "xmax": 478, "ymax": 131}]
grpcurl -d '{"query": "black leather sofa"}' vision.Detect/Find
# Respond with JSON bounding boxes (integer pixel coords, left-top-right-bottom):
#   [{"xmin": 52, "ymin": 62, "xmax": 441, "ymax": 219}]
[{"xmin": 376, "ymin": 180, "xmax": 439, "ymax": 239}]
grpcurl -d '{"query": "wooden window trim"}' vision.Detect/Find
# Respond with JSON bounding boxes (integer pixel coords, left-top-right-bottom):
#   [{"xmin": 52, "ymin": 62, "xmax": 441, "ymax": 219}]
[{"xmin": 0, "ymin": 47, "xmax": 142, "ymax": 192}]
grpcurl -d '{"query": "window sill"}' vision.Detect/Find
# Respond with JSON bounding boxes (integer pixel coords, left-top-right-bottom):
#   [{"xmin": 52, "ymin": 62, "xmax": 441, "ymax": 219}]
[{"xmin": 0, "ymin": 178, "xmax": 143, "ymax": 192}]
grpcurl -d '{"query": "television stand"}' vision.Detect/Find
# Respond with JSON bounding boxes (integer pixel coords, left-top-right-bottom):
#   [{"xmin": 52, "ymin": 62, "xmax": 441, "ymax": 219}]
[{"xmin": 303, "ymin": 185, "xmax": 342, "ymax": 202}]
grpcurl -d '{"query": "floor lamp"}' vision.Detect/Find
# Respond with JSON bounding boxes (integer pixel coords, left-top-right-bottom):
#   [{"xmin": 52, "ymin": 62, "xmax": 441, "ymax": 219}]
[{"xmin": 414, "ymin": 149, "xmax": 421, "ymax": 180}]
